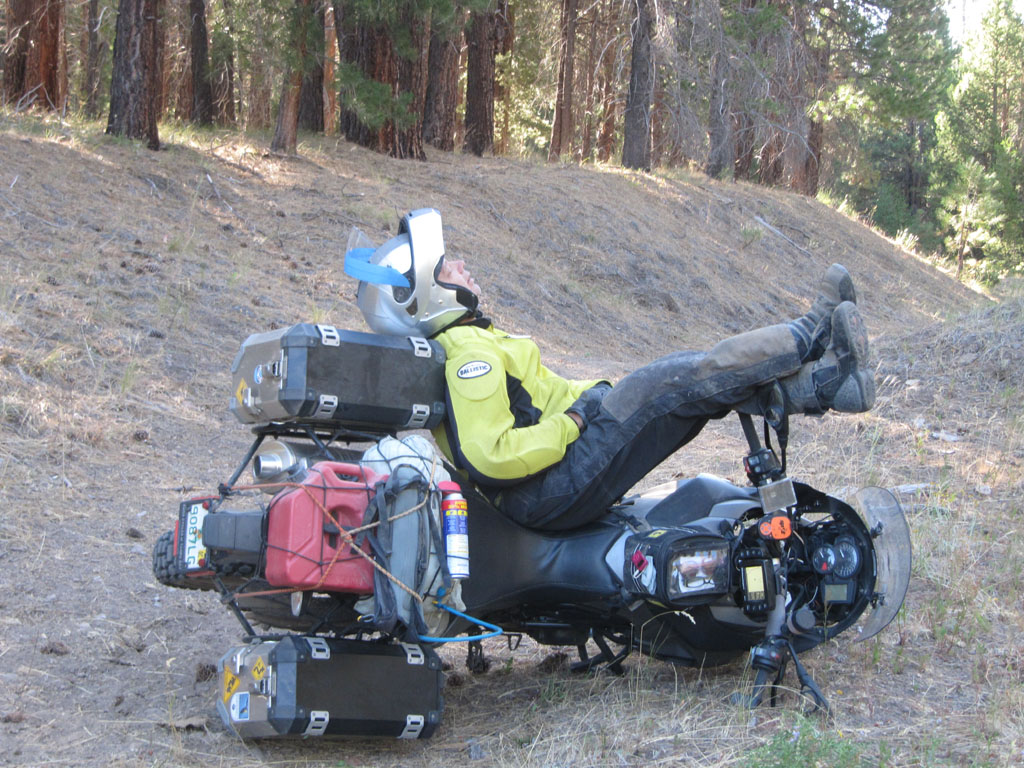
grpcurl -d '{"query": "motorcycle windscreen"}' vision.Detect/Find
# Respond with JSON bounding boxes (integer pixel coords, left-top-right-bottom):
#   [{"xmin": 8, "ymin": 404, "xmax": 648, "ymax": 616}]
[{"xmin": 850, "ymin": 487, "xmax": 912, "ymax": 642}]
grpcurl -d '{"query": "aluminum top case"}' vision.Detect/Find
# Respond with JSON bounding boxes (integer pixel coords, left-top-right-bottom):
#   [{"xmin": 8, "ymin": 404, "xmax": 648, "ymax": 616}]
[{"xmin": 230, "ymin": 323, "xmax": 446, "ymax": 432}]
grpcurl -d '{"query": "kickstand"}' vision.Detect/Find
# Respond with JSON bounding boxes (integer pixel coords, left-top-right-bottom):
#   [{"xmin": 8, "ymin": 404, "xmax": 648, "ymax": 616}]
[
  {"xmin": 788, "ymin": 640, "xmax": 831, "ymax": 716},
  {"xmin": 570, "ymin": 634, "xmax": 629, "ymax": 676},
  {"xmin": 768, "ymin": 656, "xmax": 789, "ymax": 709},
  {"xmin": 742, "ymin": 636, "xmax": 830, "ymax": 715},
  {"xmin": 466, "ymin": 639, "xmax": 490, "ymax": 674}
]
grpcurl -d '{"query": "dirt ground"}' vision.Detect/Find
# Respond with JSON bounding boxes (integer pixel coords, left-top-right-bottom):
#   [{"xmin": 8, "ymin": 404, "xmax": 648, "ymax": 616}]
[{"xmin": 1, "ymin": 112, "xmax": 1022, "ymax": 767}]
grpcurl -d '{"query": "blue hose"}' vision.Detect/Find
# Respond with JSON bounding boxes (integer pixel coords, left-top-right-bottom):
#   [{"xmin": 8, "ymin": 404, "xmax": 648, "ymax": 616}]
[{"xmin": 418, "ymin": 602, "xmax": 503, "ymax": 643}]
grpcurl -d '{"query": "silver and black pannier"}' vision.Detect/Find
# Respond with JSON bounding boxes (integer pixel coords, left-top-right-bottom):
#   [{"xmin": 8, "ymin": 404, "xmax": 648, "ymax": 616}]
[
  {"xmin": 229, "ymin": 323, "xmax": 446, "ymax": 432},
  {"xmin": 217, "ymin": 635, "xmax": 444, "ymax": 739}
]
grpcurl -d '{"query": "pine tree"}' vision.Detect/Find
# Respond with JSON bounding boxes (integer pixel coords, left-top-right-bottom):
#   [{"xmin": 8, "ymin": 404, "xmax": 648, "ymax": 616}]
[
  {"xmin": 106, "ymin": 0, "xmax": 161, "ymax": 148},
  {"xmin": 622, "ymin": 0, "xmax": 654, "ymax": 170},
  {"xmin": 934, "ymin": 0, "xmax": 1024, "ymax": 276}
]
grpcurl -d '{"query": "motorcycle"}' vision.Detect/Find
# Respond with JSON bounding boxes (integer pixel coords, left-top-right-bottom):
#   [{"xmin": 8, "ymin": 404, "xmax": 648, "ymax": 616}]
[{"xmin": 153, "ymin": 321, "xmax": 911, "ymax": 740}]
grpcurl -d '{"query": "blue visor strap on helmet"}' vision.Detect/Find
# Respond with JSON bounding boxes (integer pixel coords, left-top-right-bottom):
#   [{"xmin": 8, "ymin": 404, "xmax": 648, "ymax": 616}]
[{"xmin": 344, "ymin": 247, "xmax": 411, "ymax": 287}]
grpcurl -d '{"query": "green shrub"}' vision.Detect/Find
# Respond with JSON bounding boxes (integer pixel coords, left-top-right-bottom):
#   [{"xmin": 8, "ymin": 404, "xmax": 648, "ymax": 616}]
[
  {"xmin": 742, "ymin": 717, "xmax": 865, "ymax": 768},
  {"xmin": 872, "ymin": 182, "xmax": 913, "ymax": 236}
]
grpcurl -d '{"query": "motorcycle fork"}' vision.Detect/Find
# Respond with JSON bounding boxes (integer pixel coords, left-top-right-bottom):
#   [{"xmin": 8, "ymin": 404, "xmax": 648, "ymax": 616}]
[{"xmin": 746, "ymin": 563, "xmax": 831, "ymax": 716}]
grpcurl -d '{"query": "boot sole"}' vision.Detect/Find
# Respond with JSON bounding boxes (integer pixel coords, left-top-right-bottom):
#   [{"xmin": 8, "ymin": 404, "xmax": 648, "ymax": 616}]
[
  {"xmin": 832, "ymin": 369, "xmax": 876, "ymax": 412},
  {"xmin": 826, "ymin": 264, "xmax": 857, "ymax": 305},
  {"xmin": 830, "ymin": 301, "xmax": 869, "ymax": 364}
]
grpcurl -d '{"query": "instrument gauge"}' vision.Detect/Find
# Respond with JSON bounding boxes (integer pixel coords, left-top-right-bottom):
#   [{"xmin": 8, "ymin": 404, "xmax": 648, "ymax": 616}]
[
  {"xmin": 811, "ymin": 545, "xmax": 836, "ymax": 574},
  {"xmin": 833, "ymin": 536, "xmax": 862, "ymax": 579}
]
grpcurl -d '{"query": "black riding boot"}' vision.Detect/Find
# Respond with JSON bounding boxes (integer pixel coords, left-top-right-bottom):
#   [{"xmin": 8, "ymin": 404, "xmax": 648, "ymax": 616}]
[
  {"xmin": 788, "ymin": 263, "xmax": 858, "ymax": 363},
  {"xmin": 779, "ymin": 301, "xmax": 874, "ymax": 414}
]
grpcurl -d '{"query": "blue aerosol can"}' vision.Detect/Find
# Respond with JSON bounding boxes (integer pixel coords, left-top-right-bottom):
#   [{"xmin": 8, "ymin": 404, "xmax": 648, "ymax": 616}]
[{"xmin": 439, "ymin": 481, "xmax": 469, "ymax": 579}]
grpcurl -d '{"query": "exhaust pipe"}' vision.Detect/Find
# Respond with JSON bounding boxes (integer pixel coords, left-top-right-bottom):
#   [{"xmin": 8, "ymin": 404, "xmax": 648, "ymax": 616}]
[{"xmin": 251, "ymin": 440, "xmax": 329, "ymax": 492}]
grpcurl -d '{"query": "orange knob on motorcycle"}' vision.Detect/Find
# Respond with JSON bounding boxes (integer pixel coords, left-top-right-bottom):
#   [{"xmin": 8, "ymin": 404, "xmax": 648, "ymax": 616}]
[{"xmin": 758, "ymin": 515, "xmax": 792, "ymax": 540}]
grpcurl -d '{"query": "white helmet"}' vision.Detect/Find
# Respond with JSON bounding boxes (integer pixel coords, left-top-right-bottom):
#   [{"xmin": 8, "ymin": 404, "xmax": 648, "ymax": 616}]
[{"xmin": 345, "ymin": 209, "xmax": 477, "ymax": 337}]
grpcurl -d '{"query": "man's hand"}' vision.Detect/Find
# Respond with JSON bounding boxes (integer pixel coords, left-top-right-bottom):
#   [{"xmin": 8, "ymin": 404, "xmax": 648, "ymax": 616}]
[{"xmin": 565, "ymin": 382, "xmax": 612, "ymax": 434}]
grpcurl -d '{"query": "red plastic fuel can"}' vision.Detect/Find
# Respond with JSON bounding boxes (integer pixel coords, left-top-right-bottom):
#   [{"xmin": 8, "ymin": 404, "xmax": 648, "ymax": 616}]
[{"xmin": 264, "ymin": 461, "xmax": 384, "ymax": 593}]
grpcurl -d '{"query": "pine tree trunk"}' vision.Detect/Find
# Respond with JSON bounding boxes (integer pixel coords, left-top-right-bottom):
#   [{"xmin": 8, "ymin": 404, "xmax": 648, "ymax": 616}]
[
  {"xmin": 758, "ymin": 133, "xmax": 784, "ymax": 185},
  {"xmin": 245, "ymin": 4, "xmax": 272, "ymax": 130},
  {"xmin": 733, "ymin": 111, "xmax": 755, "ymax": 180},
  {"xmin": 705, "ymin": 51, "xmax": 732, "ymax": 178},
  {"xmin": 339, "ymin": 23, "xmax": 374, "ymax": 148},
  {"xmin": 163, "ymin": 3, "xmax": 190, "ymax": 120},
  {"xmin": 211, "ymin": 0, "xmax": 236, "ymax": 125},
  {"xmin": 271, "ymin": 68, "xmax": 303, "ymax": 153},
  {"xmin": 733, "ymin": 0, "xmax": 758, "ymax": 180},
  {"xmin": 337, "ymin": 11, "xmax": 428, "ymax": 160},
  {"xmin": 153, "ymin": 0, "xmax": 165, "ymax": 115},
  {"xmin": 494, "ymin": 2, "xmax": 512, "ymax": 155},
  {"xmin": 107, "ymin": 0, "xmax": 161, "ymax": 149},
  {"xmin": 270, "ymin": 0, "xmax": 311, "ymax": 154},
  {"xmin": 83, "ymin": 0, "xmax": 102, "ymax": 117},
  {"xmin": 650, "ymin": 81, "xmax": 667, "ymax": 167},
  {"xmin": 797, "ymin": 116, "xmax": 822, "ymax": 196},
  {"xmin": 389, "ymin": 7, "xmax": 428, "ymax": 159},
  {"xmin": 297, "ymin": 3, "xmax": 324, "ymax": 132},
  {"xmin": 548, "ymin": 0, "xmax": 576, "ymax": 161},
  {"xmin": 330, "ymin": 0, "xmax": 345, "ymax": 133},
  {"xmin": 454, "ymin": 31, "xmax": 468, "ymax": 148},
  {"xmin": 323, "ymin": 3, "xmax": 337, "ymax": 133},
  {"xmin": 297, "ymin": 62, "xmax": 324, "ymax": 132},
  {"xmin": 173, "ymin": 39, "xmax": 193, "ymax": 120},
  {"xmin": 189, "ymin": 0, "xmax": 212, "ymax": 124},
  {"xmin": 596, "ymin": 0, "xmax": 618, "ymax": 164},
  {"xmin": 622, "ymin": 0, "xmax": 654, "ymax": 171},
  {"xmin": 3, "ymin": 0, "xmax": 67, "ymax": 110},
  {"xmin": 245, "ymin": 64, "xmax": 271, "ymax": 128},
  {"xmin": 464, "ymin": 9, "xmax": 496, "ymax": 157},
  {"xmin": 581, "ymin": 3, "xmax": 597, "ymax": 161},
  {"xmin": 422, "ymin": 26, "xmax": 461, "ymax": 151}
]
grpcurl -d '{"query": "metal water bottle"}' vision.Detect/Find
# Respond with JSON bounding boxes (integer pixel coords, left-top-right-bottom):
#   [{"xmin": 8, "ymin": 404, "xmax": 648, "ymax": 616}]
[{"xmin": 439, "ymin": 481, "xmax": 469, "ymax": 580}]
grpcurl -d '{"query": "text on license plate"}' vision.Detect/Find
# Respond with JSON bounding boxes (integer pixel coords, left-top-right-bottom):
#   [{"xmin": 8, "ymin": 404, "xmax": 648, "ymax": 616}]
[{"xmin": 180, "ymin": 501, "xmax": 209, "ymax": 570}]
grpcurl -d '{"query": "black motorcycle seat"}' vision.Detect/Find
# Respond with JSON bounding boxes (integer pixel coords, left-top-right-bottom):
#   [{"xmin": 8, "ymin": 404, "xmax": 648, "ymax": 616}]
[
  {"xmin": 459, "ymin": 486, "xmax": 622, "ymax": 614},
  {"xmin": 635, "ymin": 475, "xmax": 759, "ymax": 528}
]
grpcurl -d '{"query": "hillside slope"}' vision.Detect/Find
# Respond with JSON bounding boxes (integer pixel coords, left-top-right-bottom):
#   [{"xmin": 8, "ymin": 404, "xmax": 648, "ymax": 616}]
[{"xmin": 1, "ymin": 115, "xmax": 1021, "ymax": 768}]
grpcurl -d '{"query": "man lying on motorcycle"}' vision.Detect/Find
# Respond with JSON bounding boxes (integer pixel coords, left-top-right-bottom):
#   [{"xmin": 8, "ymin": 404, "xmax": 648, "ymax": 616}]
[{"xmin": 347, "ymin": 208, "xmax": 872, "ymax": 531}]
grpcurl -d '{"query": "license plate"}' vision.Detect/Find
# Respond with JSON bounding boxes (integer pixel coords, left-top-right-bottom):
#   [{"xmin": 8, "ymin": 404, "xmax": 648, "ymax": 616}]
[{"xmin": 176, "ymin": 499, "xmax": 214, "ymax": 571}]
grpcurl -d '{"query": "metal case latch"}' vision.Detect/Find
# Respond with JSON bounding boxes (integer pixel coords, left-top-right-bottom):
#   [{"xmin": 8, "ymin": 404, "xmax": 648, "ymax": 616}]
[
  {"xmin": 267, "ymin": 350, "xmax": 285, "ymax": 382},
  {"xmin": 408, "ymin": 337, "xmax": 432, "ymax": 358},
  {"xmin": 306, "ymin": 637, "xmax": 331, "ymax": 660},
  {"xmin": 317, "ymin": 325, "xmax": 341, "ymax": 347},
  {"xmin": 406, "ymin": 404, "xmax": 431, "ymax": 429},
  {"xmin": 400, "ymin": 643, "xmax": 425, "ymax": 665},
  {"xmin": 399, "ymin": 714, "xmax": 425, "ymax": 739},
  {"xmin": 313, "ymin": 394, "xmax": 338, "ymax": 420},
  {"xmin": 304, "ymin": 710, "xmax": 330, "ymax": 736}
]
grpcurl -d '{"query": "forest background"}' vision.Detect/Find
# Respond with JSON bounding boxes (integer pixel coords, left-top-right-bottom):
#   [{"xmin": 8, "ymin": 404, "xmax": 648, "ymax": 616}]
[{"xmin": 2, "ymin": 0, "xmax": 1024, "ymax": 284}]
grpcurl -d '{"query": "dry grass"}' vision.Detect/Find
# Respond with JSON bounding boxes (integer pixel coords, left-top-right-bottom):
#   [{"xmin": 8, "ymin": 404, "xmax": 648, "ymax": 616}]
[{"xmin": 1, "ymin": 110, "xmax": 1022, "ymax": 767}]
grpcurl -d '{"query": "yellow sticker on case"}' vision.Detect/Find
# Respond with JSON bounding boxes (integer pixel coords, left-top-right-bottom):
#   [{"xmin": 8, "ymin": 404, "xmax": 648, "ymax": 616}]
[{"xmin": 223, "ymin": 668, "xmax": 241, "ymax": 703}]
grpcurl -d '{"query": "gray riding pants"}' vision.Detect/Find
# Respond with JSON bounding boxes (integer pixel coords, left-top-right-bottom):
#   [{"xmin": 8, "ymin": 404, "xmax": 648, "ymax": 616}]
[{"xmin": 495, "ymin": 324, "xmax": 801, "ymax": 530}]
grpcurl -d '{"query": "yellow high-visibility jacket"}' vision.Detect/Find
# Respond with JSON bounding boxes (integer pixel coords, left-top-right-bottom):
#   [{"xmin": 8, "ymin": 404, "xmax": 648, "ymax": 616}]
[{"xmin": 431, "ymin": 323, "xmax": 602, "ymax": 487}]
